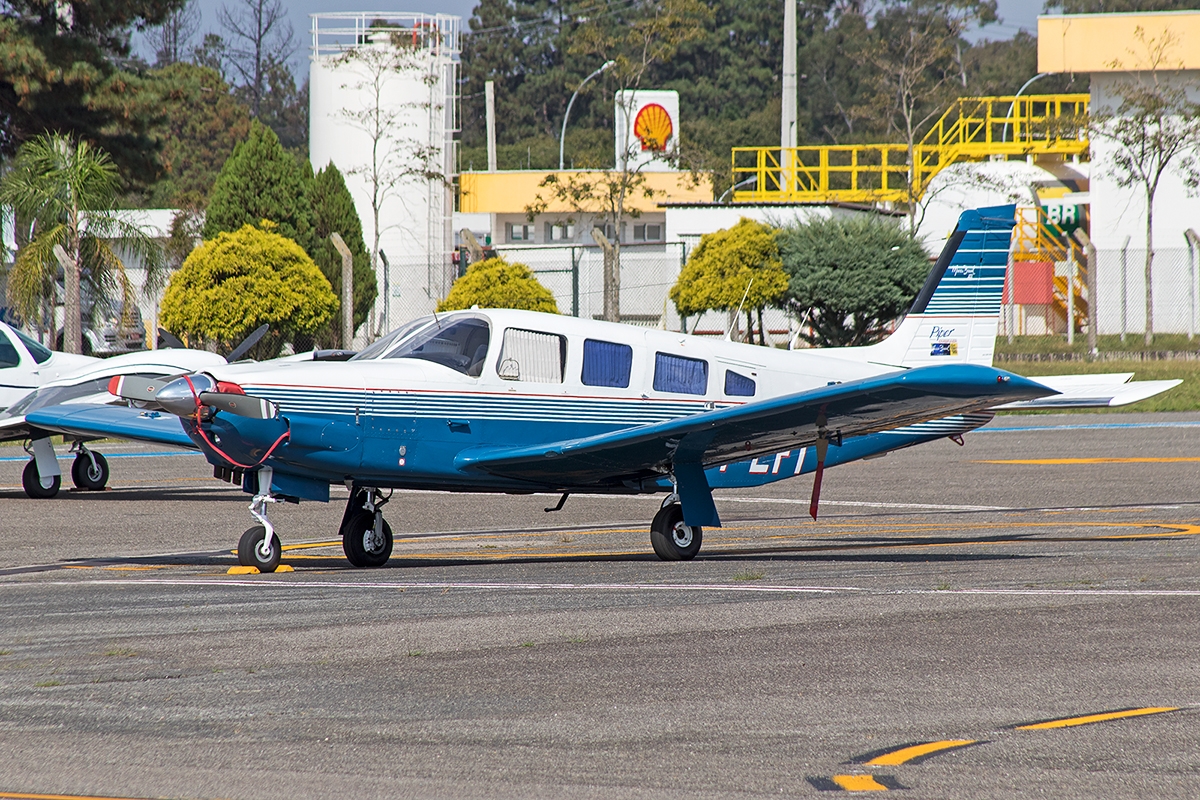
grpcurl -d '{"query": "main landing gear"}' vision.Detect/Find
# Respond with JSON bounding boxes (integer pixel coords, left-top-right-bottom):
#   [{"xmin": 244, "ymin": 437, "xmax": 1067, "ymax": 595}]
[
  {"xmin": 233, "ymin": 471, "xmax": 394, "ymax": 572},
  {"xmin": 20, "ymin": 439, "xmax": 111, "ymax": 498},
  {"xmin": 340, "ymin": 488, "xmax": 393, "ymax": 568},
  {"xmin": 650, "ymin": 495, "xmax": 702, "ymax": 561}
]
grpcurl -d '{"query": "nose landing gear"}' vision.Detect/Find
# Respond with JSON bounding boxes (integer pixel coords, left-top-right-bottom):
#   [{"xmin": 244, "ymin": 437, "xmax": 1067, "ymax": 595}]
[{"xmin": 237, "ymin": 467, "xmax": 283, "ymax": 572}]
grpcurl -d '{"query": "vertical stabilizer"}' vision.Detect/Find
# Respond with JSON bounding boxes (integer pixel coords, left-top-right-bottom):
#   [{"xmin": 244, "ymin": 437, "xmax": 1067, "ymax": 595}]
[{"xmin": 854, "ymin": 204, "xmax": 1015, "ymax": 368}]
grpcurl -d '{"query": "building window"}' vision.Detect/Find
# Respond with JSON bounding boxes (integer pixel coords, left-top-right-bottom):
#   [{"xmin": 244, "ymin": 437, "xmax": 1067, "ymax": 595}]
[
  {"xmin": 724, "ymin": 370, "xmax": 756, "ymax": 397},
  {"xmin": 599, "ymin": 222, "xmax": 625, "ymax": 243},
  {"xmin": 653, "ymin": 352, "xmax": 708, "ymax": 395},
  {"xmin": 497, "ymin": 328, "xmax": 567, "ymax": 383},
  {"xmin": 633, "ymin": 223, "xmax": 662, "ymax": 242},
  {"xmin": 581, "ymin": 339, "xmax": 633, "ymax": 388},
  {"xmin": 544, "ymin": 222, "xmax": 575, "ymax": 242},
  {"xmin": 506, "ymin": 223, "xmax": 533, "ymax": 242}
]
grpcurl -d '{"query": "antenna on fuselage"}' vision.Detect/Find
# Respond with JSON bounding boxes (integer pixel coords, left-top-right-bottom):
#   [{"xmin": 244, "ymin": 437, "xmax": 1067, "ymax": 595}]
[{"xmin": 725, "ymin": 278, "xmax": 753, "ymax": 342}]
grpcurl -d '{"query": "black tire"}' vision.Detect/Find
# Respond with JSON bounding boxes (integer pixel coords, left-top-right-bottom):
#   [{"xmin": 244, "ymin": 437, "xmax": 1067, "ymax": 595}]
[
  {"xmin": 22, "ymin": 459, "xmax": 60, "ymax": 499},
  {"xmin": 342, "ymin": 510, "xmax": 393, "ymax": 568},
  {"xmin": 70, "ymin": 452, "xmax": 109, "ymax": 490},
  {"xmin": 238, "ymin": 525, "xmax": 281, "ymax": 572},
  {"xmin": 649, "ymin": 503, "xmax": 702, "ymax": 561}
]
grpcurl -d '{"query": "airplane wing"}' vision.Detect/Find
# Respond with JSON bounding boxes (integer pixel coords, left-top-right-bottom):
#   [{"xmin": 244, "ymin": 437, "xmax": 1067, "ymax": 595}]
[
  {"xmin": 995, "ymin": 373, "xmax": 1182, "ymax": 409},
  {"xmin": 27, "ymin": 404, "xmax": 197, "ymax": 449},
  {"xmin": 455, "ymin": 364, "xmax": 1054, "ymax": 522}
]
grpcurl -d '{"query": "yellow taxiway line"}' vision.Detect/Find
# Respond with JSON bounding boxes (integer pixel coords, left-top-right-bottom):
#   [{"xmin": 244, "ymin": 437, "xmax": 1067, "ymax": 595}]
[
  {"xmin": 1016, "ymin": 706, "xmax": 1179, "ymax": 730},
  {"xmin": 863, "ymin": 739, "xmax": 978, "ymax": 766},
  {"xmin": 0, "ymin": 792, "xmax": 155, "ymax": 800},
  {"xmin": 831, "ymin": 774, "xmax": 890, "ymax": 791}
]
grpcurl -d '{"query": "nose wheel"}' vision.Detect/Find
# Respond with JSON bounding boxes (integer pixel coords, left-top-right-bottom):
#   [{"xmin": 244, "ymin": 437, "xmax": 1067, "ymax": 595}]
[
  {"xmin": 650, "ymin": 502, "xmax": 703, "ymax": 561},
  {"xmin": 238, "ymin": 525, "xmax": 281, "ymax": 572}
]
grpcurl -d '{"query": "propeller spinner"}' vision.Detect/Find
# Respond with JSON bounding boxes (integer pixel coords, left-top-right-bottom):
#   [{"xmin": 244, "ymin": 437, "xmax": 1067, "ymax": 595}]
[{"xmin": 108, "ymin": 374, "xmax": 277, "ymax": 420}]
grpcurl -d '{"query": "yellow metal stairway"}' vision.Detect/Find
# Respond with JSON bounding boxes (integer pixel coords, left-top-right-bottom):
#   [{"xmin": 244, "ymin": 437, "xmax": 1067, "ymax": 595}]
[
  {"xmin": 1011, "ymin": 205, "xmax": 1090, "ymax": 332},
  {"xmin": 731, "ymin": 94, "xmax": 1089, "ymax": 204}
]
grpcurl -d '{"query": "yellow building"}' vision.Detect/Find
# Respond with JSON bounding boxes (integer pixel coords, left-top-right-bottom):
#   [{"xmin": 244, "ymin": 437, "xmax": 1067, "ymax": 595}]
[{"xmin": 457, "ymin": 170, "xmax": 712, "ymax": 246}]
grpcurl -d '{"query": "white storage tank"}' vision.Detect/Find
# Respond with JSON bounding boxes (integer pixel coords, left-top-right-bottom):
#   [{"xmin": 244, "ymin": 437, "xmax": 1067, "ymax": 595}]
[{"xmin": 309, "ymin": 12, "xmax": 460, "ymax": 339}]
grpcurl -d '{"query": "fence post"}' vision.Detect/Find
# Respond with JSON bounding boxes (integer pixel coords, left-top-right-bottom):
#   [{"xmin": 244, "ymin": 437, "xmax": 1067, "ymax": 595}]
[
  {"xmin": 1072, "ymin": 229, "xmax": 1098, "ymax": 356},
  {"xmin": 330, "ymin": 233, "xmax": 354, "ymax": 348},
  {"xmin": 1186, "ymin": 229, "xmax": 1200, "ymax": 341},
  {"xmin": 1120, "ymin": 236, "xmax": 1130, "ymax": 342},
  {"xmin": 571, "ymin": 245, "xmax": 580, "ymax": 318}
]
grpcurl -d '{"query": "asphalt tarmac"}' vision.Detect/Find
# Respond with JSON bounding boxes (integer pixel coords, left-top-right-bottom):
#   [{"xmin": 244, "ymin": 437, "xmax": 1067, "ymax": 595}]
[{"xmin": 0, "ymin": 412, "xmax": 1198, "ymax": 799}]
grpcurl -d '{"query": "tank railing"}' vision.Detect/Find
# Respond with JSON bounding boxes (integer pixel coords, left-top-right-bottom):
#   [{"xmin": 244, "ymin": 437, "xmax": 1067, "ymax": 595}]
[{"xmin": 310, "ymin": 12, "xmax": 461, "ymax": 57}]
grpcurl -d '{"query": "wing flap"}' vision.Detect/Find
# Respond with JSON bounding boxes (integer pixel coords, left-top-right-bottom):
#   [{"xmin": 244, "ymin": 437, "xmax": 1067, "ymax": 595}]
[
  {"xmin": 27, "ymin": 404, "xmax": 196, "ymax": 449},
  {"xmin": 455, "ymin": 364, "xmax": 1054, "ymax": 488}
]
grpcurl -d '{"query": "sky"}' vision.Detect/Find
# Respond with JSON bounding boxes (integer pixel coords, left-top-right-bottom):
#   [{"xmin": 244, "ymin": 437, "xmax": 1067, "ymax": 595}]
[{"xmin": 134, "ymin": 0, "xmax": 1048, "ymax": 74}]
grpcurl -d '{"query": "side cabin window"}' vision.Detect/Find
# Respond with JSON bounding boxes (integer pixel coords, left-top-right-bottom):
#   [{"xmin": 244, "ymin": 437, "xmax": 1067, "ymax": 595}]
[
  {"xmin": 0, "ymin": 335, "xmax": 19, "ymax": 368},
  {"xmin": 384, "ymin": 316, "xmax": 491, "ymax": 376},
  {"xmin": 498, "ymin": 328, "xmax": 567, "ymax": 383},
  {"xmin": 724, "ymin": 370, "xmax": 756, "ymax": 397},
  {"xmin": 581, "ymin": 339, "xmax": 633, "ymax": 388},
  {"xmin": 653, "ymin": 352, "xmax": 708, "ymax": 395}
]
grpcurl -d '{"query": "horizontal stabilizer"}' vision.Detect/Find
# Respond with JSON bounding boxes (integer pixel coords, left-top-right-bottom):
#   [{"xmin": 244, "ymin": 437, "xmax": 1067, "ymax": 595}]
[
  {"xmin": 996, "ymin": 373, "xmax": 1182, "ymax": 409},
  {"xmin": 28, "ymin": 405, "xmax": 196, "ymax": 449},
  {"xmin": 455, "ymin": 364, "xmax": 1055, "ymax": 489}
]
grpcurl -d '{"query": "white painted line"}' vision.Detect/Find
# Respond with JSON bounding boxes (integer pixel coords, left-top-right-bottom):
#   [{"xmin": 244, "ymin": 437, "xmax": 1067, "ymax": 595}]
[{"xmin": 10, "ymin": 578, "xmax": 1200, "ymax": 597}]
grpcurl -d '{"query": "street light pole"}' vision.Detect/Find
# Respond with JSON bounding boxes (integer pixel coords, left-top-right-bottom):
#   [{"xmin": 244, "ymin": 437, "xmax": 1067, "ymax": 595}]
[
  {"xmin": 559, "ymin": 60, "xmax": 616, "ymax": 170},
  {"xmin": 1002, "ymin": 72, "xmax": 1051, "ymax": 143}
]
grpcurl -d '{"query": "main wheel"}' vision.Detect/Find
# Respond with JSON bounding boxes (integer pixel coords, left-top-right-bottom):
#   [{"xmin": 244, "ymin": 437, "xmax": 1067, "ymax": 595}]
[
  {"xmin": 71, "ymin": 452, "xmax": 109, "ymax": 490},
  {"xmin": 650, "ymin": 503, "xmax": 702, "ymax": 561},
  {"xmin": 22, "ymin": 459, "xmax": 60, "ymax": 499},
  {"xmin": 237, "ymin": 525, "xmax": 281, "ymax": 572},
  {"xmin": 342, "ymin": 510, "xmax": 393, "ymax": 568}
]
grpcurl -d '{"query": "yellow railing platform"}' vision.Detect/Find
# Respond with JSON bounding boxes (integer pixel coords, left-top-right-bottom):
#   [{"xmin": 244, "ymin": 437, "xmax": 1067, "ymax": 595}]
[{"xmin": 731, "ymin": 94, "xmax": 1089, "ymax": 204}]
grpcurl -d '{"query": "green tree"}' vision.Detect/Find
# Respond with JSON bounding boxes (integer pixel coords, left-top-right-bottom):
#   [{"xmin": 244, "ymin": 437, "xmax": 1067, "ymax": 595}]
[
  {"xmin": 669, "ymin": 218, "xmax": 788, "ymax": 344},
  {"xmin": 0, "ymin": 2, "xmax": 187, "ymax": 181},
  {"xmin": 144, "ymin": 62, "xmax": 252, "ymax": 207},
  {"xmin": 0, "ymin": 133, "xmax": 164, "ymax": 353},
  {"xmin": 437, "ymin": 258, "xmax": 558, "ymax": 313},
  {"xmin": 777, "ymin": 215, "xmax": 930, "ymax": 347},
  {"xmin": 203, "ymin": 120, "xmax": 312, "ymax": 250},
  {"xmin": 160, "ymin": 223, "xmax": 337, "ymax": 356},
  {"xmin": 309, "ymin": 162, "xmax": 378, "ymax": 347}
]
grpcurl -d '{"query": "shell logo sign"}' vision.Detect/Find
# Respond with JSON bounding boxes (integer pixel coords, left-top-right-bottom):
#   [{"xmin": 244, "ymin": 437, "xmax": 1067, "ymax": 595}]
[
  {"xmin": 615, "ymin": 89, "xmax": 680, "ymax": 172},
  {"xmin": 634, "ymin": 103, "xmax": 673, "ymax": 151}
]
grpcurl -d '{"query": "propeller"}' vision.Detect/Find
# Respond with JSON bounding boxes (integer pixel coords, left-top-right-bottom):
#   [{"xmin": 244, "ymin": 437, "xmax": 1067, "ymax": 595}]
[
  {"xmin": 226, "ymin": 324, "xmax": 269, "ymax": 363},
  {"xmin": 157, "ymin": 328, "xmax": 186, "ymax": 349},
  {"xmin": 107, "ymin": 375, "xmax": 168, "ymax": 402},
  {"xmin": 197, "ymin": 391, "xmax": 277, "ymax": 420},
  {"xmin": 153, "ymin": 323, "xmax": 269, "ymax": 363},
  {"xmin": 109, "ymin": 373, "xmax": 277, "ymax": 420}
]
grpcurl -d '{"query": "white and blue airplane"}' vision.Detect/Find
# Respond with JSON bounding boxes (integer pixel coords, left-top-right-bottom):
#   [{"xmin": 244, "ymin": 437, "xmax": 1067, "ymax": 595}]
[{"xmin": 24, "ymin": 205, "xmax": 1179, "ymax": 571}]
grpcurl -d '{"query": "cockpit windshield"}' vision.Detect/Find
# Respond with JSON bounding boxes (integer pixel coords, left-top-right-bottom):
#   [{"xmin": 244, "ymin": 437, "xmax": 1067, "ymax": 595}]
[
  {"xmin": 351, "ymin": 316, "xmax": 435, "ymax": 361},
  {"xmin": 351, "ymin": 314, "xmax": 491, "ymax": 377}
]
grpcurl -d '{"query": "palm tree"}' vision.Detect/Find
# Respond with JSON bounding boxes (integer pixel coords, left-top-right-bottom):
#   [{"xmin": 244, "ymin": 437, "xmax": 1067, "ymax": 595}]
[{"xmin": 0, "ymin": 133, "xmax": 164, "ymax": 353}]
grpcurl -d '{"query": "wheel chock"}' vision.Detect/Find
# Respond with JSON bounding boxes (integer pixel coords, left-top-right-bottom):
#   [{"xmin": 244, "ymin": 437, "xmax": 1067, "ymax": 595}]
[{"xmin": 226, "ymin": 564, "xmax": 294, "ymax": 575}]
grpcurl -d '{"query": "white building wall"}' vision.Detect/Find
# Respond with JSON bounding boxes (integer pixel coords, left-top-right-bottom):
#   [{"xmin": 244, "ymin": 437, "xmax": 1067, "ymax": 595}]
[
  {"xmin": 309, "ymin": 13, "xmax": 460, "ymax": 340},
  {"xmin": 1089, "ymin": 70, "xmax": 1200, "ymax": 335}
]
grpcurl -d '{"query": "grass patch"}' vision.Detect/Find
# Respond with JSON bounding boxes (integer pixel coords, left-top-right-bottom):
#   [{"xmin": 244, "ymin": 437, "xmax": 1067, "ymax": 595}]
[
  {"xmin": 0, "ymin": 650, "xmax": 11, "ymax": 656},
  {"xmin": 34, "ymin": 680, "xmax": 62, "ymax": 687},
  {"xmin": 1002, "ymin": 359, "xmax": 1200, "ymax": 412},
  {"xmin": 103, "ymin": 648, "xmax": 137, "ymax": 658},
  {"xmin": 407, "ymin": 650, "xmax": 423, "ymax": 657},
  {"xmin": 732, "ymin": 569, "xmax": 766, "ymax": 581},
  {"xmin": 996, "ymin": 333, "xmax": 1200, "ymax": 357},
  {"xmin": 520, "ymin": 641, "xmax": 535, "ymax": 648}
]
